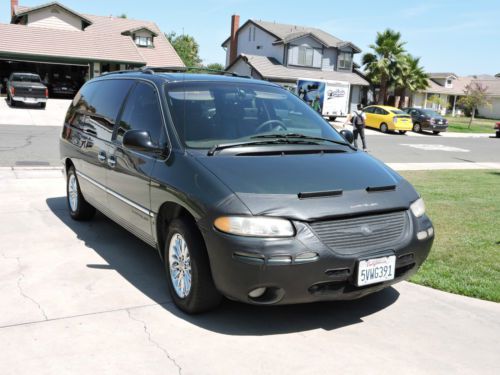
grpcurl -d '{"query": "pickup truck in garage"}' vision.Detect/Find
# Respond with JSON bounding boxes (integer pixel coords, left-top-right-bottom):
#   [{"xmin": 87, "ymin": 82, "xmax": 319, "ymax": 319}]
[{"xmin": 7, "ymin": 72, "xmax": 48, "ymax": 109}]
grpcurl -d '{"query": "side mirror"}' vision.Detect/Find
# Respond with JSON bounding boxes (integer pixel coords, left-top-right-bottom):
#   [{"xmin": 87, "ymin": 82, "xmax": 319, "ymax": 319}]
[
  {"xmin": 340, "ymin": 129, "xmax": 354, "ymax": 144},
  {"xmin": 122, "ymin": 130, "xmax": 167, "ymax": 156}
]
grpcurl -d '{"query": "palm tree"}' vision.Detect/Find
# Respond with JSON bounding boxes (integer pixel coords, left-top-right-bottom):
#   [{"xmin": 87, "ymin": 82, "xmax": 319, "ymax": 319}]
[
  {"xmin": 392, "ymin": 54, "xmax": 429, "ymax": 107},
  {"xmin": 362, "ymin": 29, "xmax": 406, "ymax": 104}
]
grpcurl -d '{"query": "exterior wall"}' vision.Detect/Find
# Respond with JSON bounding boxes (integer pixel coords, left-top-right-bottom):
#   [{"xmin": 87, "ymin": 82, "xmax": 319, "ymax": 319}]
[
  {"xmin": 477, "ymin": 97, "xmax": 500, "ymax": 119},
  {"xmin": 321, "ymin": 48, "xmax": 337, "ymax": 71},
  {"xmin": 27, "ymin": 6, "xmax": 82, "ymax": 31},
  {"xmin": 228, "ymin": 59, "xmax": 252, "ymax": 77},
  {"xmin": 226, "ymin": 23, "xmax": 284, "ymax": 67},
  {"xmin": 287, "ymin": 35, "xmax": 323, "ymax": 68}
]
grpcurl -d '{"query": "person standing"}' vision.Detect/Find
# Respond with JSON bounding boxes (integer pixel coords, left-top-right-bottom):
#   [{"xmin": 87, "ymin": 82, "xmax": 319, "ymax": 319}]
[{"xmin": 344, "ymin": 104, "xmax": 367, "ymax": 151}]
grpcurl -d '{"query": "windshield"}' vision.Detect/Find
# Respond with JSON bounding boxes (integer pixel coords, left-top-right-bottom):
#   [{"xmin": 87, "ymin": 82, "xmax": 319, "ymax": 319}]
[
  {"xmin": 11, "ymin": 74, "xmax": 41, "ymax": 83},
  {"xmin": 164, "ymin": 81, "xmax": 346, "ymax": 149},
  {"xmin": 390, "ymin": 109, "xmax": 408, "ymax": 115},
  {"xmin": 421, "ymin": 109, "xmax": 440, "ymax": 116}
]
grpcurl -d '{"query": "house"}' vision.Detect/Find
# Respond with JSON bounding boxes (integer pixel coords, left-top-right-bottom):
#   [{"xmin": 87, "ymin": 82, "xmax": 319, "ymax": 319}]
[
  {"xmin": 221, "ymin": 16, "xmax": 369, "ymax": 113},
  {"xmin": 411, "ymin": 73, "xmax": 500, "ymax": 119},
  {"xmin": 0, "ymin": 1, "xmax": 183, "ymax": 93}
]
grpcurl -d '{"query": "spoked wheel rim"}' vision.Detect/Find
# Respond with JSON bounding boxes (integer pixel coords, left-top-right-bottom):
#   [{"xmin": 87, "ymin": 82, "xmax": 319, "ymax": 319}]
[
  {"xmin": 413, "ymin": 123, "xmax": 421, "ymax": 132},
  {"xmin": 68, "ymin": 174, "xmax": 79, "ymax": 212},
  {"xmin": 168, "ymin": 233, "xmax": 192, "ymax": 298}
]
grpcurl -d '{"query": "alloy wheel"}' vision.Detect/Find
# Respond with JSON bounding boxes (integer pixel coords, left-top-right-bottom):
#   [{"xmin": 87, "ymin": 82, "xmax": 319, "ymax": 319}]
[
  {"xmin": 168, "ymin": 233, "xmax": 192, "ymax": 298},
  {"xmin": 68, "ymin": 173, "xmax": 79, "ymax": 212}
]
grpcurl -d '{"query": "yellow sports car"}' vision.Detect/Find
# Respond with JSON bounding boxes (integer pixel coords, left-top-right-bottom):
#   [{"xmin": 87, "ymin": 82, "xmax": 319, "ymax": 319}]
[{"xmin": 363, "ymin": 105, "xmax": 413, "ymax": 134}]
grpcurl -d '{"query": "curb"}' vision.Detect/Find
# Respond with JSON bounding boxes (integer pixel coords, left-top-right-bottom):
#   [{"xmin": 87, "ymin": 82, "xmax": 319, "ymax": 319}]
[{"xmin": 0, "ymin": 166, "xmax": 63, "ymax": 171}]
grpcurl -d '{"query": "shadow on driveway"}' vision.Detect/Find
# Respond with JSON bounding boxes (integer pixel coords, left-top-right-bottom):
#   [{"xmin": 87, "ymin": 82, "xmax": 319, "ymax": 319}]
[{"xmin": 47, "ymin": 196, "xmax": 399, "ymax": 336}]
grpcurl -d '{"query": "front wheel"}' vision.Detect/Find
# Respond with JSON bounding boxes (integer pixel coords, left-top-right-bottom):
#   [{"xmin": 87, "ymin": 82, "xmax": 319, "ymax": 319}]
[
  {"xmin": 8, "ymin": 94, "xmax": 16, "ymax": 107},
  {"xmin": 380, "ymin": 123, "xmax": 388, "ymax": 133},
  {"xmin": 413, "ymin": 123, "xmax": 421, "ymax": 133},
  {"xmin": 67, "ymin": 166, "xmax": 96, "ymax": 220},
  {"xmin": 164, "ymin": 217, "xmax": 222, "ymax": 314}
]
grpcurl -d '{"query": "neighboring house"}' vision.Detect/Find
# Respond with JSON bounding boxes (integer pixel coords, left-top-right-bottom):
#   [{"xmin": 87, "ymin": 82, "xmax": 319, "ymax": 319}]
[
  {"xmin": 221, "ymin": 16, "xmax": 369, "ymax": 113},
  {"xmin": 411, "ymin": 73, "xmax": 500, "ymax": 119},
  {"xmin": 0, "ymin": 1, "xmax": 183, "ymax": 93}
]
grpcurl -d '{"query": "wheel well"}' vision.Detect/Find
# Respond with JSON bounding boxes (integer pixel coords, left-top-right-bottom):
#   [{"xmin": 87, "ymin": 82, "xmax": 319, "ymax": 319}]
[
  {"xmin": 65, "ymin": 158, "xmax": 74, "ymax": 174},
  {"xmin": 156, "ymin": 202, "xmax": 196, "ymax": 259}
]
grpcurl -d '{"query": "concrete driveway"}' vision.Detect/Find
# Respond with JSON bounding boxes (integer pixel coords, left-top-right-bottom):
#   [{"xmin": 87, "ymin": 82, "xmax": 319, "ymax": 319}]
[
  {"xmin": 0, "ymin": 97, "xmax": 71, "ymax": 126},
  {"xmin": 0, "ymin": 168, "xmax": 498, "ymax": 375}
]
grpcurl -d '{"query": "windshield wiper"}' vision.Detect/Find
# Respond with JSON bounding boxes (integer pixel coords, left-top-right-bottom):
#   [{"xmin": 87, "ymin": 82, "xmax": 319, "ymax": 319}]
[
  {"xmin": 207, "ymin": 138, "xmax": 320, "ymax": 156},
  {"xmin": 251, "ymin": 133, "xmax": 355, "ymax": 150}
]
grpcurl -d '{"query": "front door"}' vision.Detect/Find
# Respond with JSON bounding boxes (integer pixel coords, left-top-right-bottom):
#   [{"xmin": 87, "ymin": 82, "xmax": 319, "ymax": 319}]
[{"xmin": 107, "ymin": 81, "xmax": 165, "ymax": 243}]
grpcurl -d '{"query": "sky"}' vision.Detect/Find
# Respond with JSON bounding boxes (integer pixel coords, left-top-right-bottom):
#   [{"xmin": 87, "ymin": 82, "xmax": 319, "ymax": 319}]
[{"xmin": 2, "ymin": 0, "xmax": 499, "ymax": 76}]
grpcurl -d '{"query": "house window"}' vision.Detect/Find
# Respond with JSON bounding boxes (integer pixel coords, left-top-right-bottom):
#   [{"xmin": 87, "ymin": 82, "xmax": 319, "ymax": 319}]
[
  {"xmin": 135, "ymin": 36, "xmax": 153, "ymax": 47},
  {"xmin": 338, "ymin": 52, "xmax": 352, "ymax": 70},
  {"xmin": 298, "ymin": 46, "xmax": 314, "ymax": 66},
  {"xmin": 248, "ymin": 27, "xmax": 256, "ymax": 42},
  {"xmin": 446, "ymin": 79, "xmax": 453, "ymax": 88}
]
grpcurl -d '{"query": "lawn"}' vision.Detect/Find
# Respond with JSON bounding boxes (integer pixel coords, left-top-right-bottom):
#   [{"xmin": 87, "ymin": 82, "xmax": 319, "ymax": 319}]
[
  {"xmin": 445, "ymin": 115, "xmax": 496, "ymax": 133},
  {"xmin": 400, "ymin": 170, "xmax": 500, "ymax": 302}
]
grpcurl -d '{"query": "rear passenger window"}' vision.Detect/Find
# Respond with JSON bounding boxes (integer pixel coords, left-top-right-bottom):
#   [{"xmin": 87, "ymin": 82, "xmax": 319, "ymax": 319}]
[{"xmin": 116, "ymin": 82, "xmax": 163, "ymax": 145}]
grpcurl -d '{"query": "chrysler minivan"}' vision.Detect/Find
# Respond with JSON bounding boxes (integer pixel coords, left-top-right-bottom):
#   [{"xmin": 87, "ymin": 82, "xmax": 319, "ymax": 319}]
[{"xmin": 60, "ymin": 70, "xmax": 433, "ymax": 313}]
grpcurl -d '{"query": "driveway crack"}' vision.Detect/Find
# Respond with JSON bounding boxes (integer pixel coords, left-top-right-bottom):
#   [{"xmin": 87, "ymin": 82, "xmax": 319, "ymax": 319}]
[
  {"xmin": 2, "ymin": 252, "xmax": 48, "ymax": 321},
  {"xmin": 126, "ymin": 309, "xmax": 182, "ymax": 374}
]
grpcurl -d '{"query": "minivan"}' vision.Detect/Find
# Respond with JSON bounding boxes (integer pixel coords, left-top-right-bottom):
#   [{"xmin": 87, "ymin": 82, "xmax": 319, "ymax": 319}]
[{"xmin": 60, "ymin": 70, "xmax": 433, "ymax": 313}]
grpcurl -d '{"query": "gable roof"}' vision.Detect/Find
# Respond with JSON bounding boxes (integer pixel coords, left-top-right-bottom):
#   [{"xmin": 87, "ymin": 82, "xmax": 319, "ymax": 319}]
[
  {"xmin": 221, "ymin": 19, "xmax": 361, "ymax": 53},
  {"xmin": 428, "ymin": 72, "xmax": 457, "ymax": 79},
  {"xmin": 1, "ymin": 4, "xmax": 184, "ymax": 68},
  {"xmin": 12, "ymin": 2, "xmax": 93, "ymax": 27},
  {"xmin": 121, "ymin": 26, "xmax": 158, "ymax": 37},
  {"xmin": 228, "ymin": 53, "xmax": 369, "ymax": 86}
]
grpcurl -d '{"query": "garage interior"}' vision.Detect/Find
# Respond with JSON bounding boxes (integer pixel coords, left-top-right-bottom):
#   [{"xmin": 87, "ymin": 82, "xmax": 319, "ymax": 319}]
[{"xmin": 0, "ymin": 58, "xmax": 89, "ymax": 97}]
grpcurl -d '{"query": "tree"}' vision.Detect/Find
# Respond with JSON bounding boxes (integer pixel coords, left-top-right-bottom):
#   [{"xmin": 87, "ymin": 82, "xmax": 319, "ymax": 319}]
[
  {"xmin": 205, "ymin": 63, "xmax": 224, "ymax": 72},
  {"xmin": 427, "ymin": 95, "xmax": 449, "ymax": 112},
  {"xmin": 165, "ymin": 32, "xmax": 202, "ymax": 68},
  {"xmin": 118, "ymin": 13, "xmax": 127, "ymax": 19},
  {"xmin": 392, "ymin": 54, "xmax": 429, "ymax": 107},
  {"xmin": 362, "ymin": 29, "xmax": 406, "ymax": 105},
  {"xmin": 457, "ymin": 83, "xmax": 491, "ymax": 128}
]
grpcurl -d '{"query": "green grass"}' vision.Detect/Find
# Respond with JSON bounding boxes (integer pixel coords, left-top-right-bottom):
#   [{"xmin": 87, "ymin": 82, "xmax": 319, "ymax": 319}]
[
  {"xmin": 400, "ymin": 170, "xmax": 500, "ymax": 302},
  {"xmin": 445, "ymin": 115, "xmax": 496, "ymax": 133}
]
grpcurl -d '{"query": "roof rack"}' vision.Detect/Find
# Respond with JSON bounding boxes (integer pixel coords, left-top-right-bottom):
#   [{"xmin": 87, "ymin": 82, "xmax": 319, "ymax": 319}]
[{"xmin": 100, "ymin": 66, "xmax": 251, "ymax": 79}]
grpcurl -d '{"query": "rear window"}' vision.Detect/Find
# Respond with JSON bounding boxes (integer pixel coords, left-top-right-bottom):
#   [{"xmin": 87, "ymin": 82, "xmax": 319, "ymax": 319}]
[
  {"xmin": 11, "ymin": 74, "xmax": 41, "ymax": 83},
  {"xmin": 390, "ymin": 109, "xmax": 407, "ymax": 115}
]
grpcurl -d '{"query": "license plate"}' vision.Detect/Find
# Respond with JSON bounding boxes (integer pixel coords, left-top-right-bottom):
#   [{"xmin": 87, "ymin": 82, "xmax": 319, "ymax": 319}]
[
  {"xmin": 357, "ymin": 255, "xmax": 396, "ymax": 286},
  {"xmin": 25, "ymin": 98, "xmax": 36, "ymax": 103}
]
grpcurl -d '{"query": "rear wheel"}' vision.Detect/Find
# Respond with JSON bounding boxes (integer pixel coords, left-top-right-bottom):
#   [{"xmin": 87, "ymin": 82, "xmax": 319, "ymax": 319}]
[
  {"xmin": 66, "ymin": 166, "xmax": 96, "ymax": 220},
  {"xmin": 40, "ymin": 102, "xmax": 46, "ymax": 109},
  {"xmin": 433, "ymin": 131, "xmax": 440, "ymax": 135},
  {"xmin": 413, "ymin": 123, "xmax": 422, "ymax": 133},
  {"xmin": 8, "ymin": 94, "xmax": 16, "ymax": 107},
  {"xmin": 399, "ymin": 130, "xmax": 406, "ymax": 134},
  {"xmin": 380, "ymin": 123, "xmax": 388, "ymax": 133},
  {"xmin": 164, "ymin": 217, "xmax": 222, "ymax": 314}
]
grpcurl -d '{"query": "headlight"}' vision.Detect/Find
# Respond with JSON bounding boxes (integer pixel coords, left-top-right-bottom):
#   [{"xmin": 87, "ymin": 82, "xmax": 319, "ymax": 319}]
[
  {"xmin": 214, "ymin": 216, "xmax": 294, "ymax": 237},
  {"xmin": 410, "ymin": 198, "xmax": 426, "ymax": 218}
]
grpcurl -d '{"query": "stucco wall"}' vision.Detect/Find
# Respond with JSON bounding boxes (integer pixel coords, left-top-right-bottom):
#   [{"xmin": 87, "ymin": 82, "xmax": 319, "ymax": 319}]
[
  {"xmin": 27, "ymin": 6, "xmax": 82, "ymax": 31},
  {"xmin": 478, "ymin": 97, "xmax": 500, "ymax": 119}
]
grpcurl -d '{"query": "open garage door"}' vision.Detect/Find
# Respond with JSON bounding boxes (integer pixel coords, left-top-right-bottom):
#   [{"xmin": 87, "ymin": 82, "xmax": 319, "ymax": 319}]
[{"xmin": 0, "ymin": 58, "xmax": 89, "ymax": 98}]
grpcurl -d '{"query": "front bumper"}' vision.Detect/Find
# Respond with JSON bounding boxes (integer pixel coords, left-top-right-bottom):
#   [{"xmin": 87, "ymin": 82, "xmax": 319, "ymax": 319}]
[
  {"xmin": 201, "ymin": 213, "xmax": 433, "ymax": 305},
  {"xmin": 12, "ymin": 96, "xmax": 47, "ymax": 104}
]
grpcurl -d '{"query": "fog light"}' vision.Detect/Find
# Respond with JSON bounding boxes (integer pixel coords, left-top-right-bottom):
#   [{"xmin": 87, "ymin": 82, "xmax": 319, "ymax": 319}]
[
  {"xmin": 427, "ymin": 227, "xmax": 434, "ymax": 237},
  {"xmin": 417, "ymin": 230, "xmax": 428, "ymax": 241},
  {"xmin": 248, "ymin": 287, "xmax": 267, "ymax": 298}
]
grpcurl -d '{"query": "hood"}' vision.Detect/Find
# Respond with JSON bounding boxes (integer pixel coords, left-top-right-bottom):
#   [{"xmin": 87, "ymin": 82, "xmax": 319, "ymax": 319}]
[{"xmin": 195, "ymin": 151, "xmax": 419, "ymax": 221}]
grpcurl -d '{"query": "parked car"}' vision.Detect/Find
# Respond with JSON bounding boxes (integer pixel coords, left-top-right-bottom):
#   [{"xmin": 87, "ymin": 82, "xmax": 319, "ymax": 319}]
[
  {"xmin": 6, "ymin": 72, "xmax": 48, "ymax": 108},
  {"xmin": 60, "ymin": 71, "xmax": 434, "ymax": 313},
  {"xmin": 402, "ymin": 107, "xmax": 449, "ymax": 134},
  {"xmin": 495, "ymin": 122, "xmax": 500, "ymax": 138},
  {"xmin": 49, "ymin": 78, "xmax": 79, "ymax": 97},
  {"xmin": 363, "ymin": 105, "xmax": 413, "ymax": 134}
]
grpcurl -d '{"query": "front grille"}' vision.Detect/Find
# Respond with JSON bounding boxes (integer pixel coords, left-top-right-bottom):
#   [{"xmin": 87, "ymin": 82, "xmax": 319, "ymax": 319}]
[{"xmin": 309, "ymin": 211, "xmax": 410, "ymax": 255}]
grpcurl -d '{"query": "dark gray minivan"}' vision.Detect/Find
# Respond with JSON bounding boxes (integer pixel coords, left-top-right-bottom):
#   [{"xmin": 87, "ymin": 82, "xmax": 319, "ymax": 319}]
[{"xmin": 60, "ymin": 70, "xmax": 433, "ymax": 313}]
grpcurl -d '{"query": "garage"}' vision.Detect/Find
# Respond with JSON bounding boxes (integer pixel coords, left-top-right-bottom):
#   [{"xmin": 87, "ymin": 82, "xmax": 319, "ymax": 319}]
[{"xmin": 0, "ymin": 58, "xmax": 89, "ymax": 97}]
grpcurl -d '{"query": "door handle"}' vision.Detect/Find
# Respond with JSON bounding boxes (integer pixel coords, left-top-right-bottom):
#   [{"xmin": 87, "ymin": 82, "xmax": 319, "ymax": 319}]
[
  {"xmin": 98, "ymin": 151, "xmax": 106, "ymax": 162},
  {"xmin": 107, "ymin": 155, "xmax": 116, "ymax": 168}
]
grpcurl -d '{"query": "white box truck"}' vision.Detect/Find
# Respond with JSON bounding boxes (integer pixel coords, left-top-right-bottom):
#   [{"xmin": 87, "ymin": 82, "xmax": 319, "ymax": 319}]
[{"xmin": 296, "ymin": 78, "xmax": 350, "ymax": 121}]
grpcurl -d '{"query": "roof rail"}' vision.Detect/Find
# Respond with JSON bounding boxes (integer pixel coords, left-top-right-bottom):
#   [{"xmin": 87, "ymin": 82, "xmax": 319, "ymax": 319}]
[{"xmin": 100, "ymin": 66, "xmax": 251, "ymax": 79}]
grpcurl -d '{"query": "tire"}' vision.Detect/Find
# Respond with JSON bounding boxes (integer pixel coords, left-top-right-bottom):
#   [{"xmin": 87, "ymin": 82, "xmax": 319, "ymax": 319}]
[
  {"xmin": 66, "ymin": 166, "xmax": 96, "ymax": 221},
  {"xmin": 380, "ymin": 123, "xmax": 388, "ymax": 133},
  {"xmin": 413, "ymin": 123, "xmax": 421, "ymax": 133},
  {"xmin": 164, "ymin": 217, "xmax": 222, "ymax": 314},
  {"xmin": 433, "ymin": 131, "xmax": 440, "ymax": 135},
  {"xmin": 399, "ymin": 130, "xmax": 406, "ymax": 134},
  {"xmin": 8, "ymin": 94, "xmax": 15, "ymax": 107},
  {"xmin": 328, "ymin": 116, "xmax": 337, "ymax": 122},
  {"xmin": 40, "ymin": 102, "xmax": 46, "ymax": 109}
]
